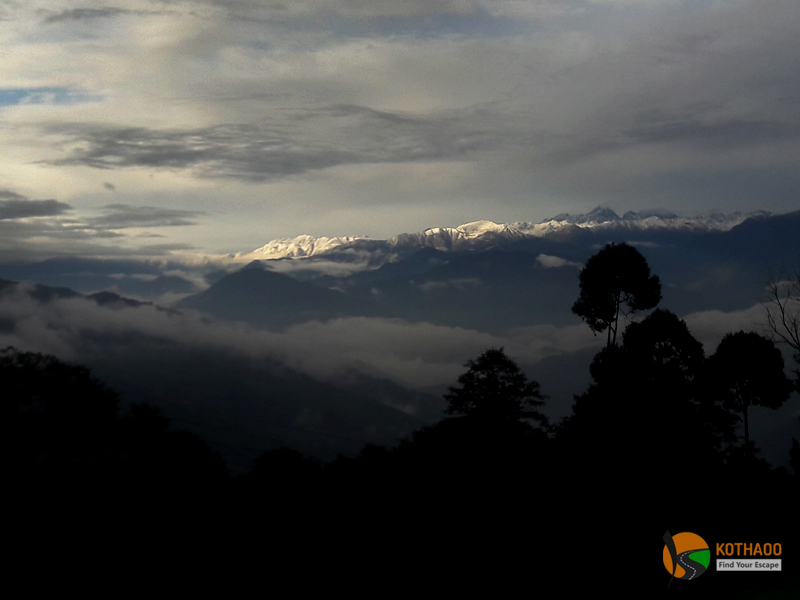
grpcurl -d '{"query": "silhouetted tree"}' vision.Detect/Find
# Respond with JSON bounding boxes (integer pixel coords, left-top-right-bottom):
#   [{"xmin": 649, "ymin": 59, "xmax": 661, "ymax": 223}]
[
  {"xmin": 564, "ymin": 310, "xmax": 733, "ymax": 477},
  {"xmin": 1, "ymin": 347, "xmax": 227, "ymax": 496},
  {"xmin": 368, "ymin": 350, "xmax": 552, "ymax": 518},
  {"xmin": 764, "ymin": 263, "xmax": 800, "ymax": 391},
  {"xmin": 572, "ymin": 242, "xmax": 661, "ymax": 347},
  {"xmin": 705, "ymin": 331, "xmax": 793, "ymax": 449},
  {"xmin": 1, "ymin": 346, "xmax": 119, "ymax": 479},
  {"xmin": 444, "ymin": 347, "xmax": 547, "ymax": 428}
]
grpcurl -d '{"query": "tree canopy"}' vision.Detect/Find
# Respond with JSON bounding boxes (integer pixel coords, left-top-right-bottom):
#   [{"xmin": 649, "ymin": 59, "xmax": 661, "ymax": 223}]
[
  {"xmin": 1, "ymin": 346, "xmax": 120, "ymax": 460},
  {"xmin": 572, "ymin": 242, "xmax": 661, "ymax": 347},
  {"xmin": 0, "ymin": 346, "xmax": 227, "ymax": 493},
  {"xmin": 704, "ymin": 331, "xmax": 793, "ymax": 447},
  {"xmin": 444, "ymin": 347, "xmax": 547, "ymax": 428},
  {"xmin": 573, "ymin": 310, "xmax": 708, "ymax": 423}
]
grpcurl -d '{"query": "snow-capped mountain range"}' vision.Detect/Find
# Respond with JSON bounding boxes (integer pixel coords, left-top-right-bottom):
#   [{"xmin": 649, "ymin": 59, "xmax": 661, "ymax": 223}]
[{"xmin": 237, "ymin": 206, "xmax": 769, "ymax": 261}]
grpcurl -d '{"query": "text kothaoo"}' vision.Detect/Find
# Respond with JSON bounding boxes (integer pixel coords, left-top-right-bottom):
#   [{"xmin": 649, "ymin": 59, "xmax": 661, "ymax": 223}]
[
  {"xmin": 715, "ymin": 543, "xmax": 782, "ymax": 572},
  {"xmin": 716, "ymin": 543, "xmax": 781, "ymax": 557}
]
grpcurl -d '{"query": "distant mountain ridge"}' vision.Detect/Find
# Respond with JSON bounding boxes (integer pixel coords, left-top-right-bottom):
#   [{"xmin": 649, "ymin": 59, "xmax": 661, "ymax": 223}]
[
  {"xmin": 4, "ymin": 209, "xmax": 797, "ymax": 465},
  {"xmin": 236, "ymin": 207, "xmax": 770, "ymax": 262},
  {"xmin": 187, "ymin": 208, "xmax": 800, "ymax": 336}
]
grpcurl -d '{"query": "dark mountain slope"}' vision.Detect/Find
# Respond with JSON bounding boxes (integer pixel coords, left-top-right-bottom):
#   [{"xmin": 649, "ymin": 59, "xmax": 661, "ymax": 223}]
[{"xmin": 177, "ymin": 265, "xmax": 366, "ymax": 328}]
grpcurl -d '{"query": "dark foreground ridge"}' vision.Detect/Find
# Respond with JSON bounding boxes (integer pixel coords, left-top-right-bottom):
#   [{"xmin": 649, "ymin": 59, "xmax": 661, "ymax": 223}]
[{"xmin": 4, "ymin": 242, "xmax": 799, "ymax": 596}]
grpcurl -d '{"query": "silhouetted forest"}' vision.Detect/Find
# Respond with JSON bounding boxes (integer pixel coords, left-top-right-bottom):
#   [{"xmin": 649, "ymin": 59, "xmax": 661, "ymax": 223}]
[{"xmin": 4, "ymin": 244, "xmax": 799, "ymax": 595}]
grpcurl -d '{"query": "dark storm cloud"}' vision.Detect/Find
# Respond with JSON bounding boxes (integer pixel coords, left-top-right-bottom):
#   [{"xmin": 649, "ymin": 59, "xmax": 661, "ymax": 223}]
[
  {"xmin": 89, "ymin": 204, "xmax": 205, "ymax": 228},
  {"xmin": 0, "ymin": 190, "xmax": 72, "ymax": 220},
  {"xmin": 42, "ymin": 105, "xmax": 524, "ymax": 181}
]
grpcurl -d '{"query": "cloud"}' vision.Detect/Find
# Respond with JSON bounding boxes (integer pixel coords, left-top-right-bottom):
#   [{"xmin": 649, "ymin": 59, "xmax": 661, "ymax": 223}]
[
  {"xmin": 53, "ymin": 0, "xmax": 794, "ymax": 213},
  {"xmin": 0, "ymin": 215, "xmax": 201, "ymax": 263},
  {"xmin": 1, "ymin": 281, "xmax": 791, "ymax": 459},
  {"xmin": 417, "ymin": 278, "xmax": 480, "ymax": 292},
  {"xmin": 0, "ymin": 218, "xmax": 117, "ymax": 241},
  {"xmin": 682, "ymin": 304, "xmax": 772, "ymax": 352},
  {"xmin": 0, "ymin": 190, "xmax": 27, "ymax": 201},
  {"xmin": 153, "ymin": 0, "xmax": 503, "ymax": 23},
  {"xmin": 42, "ymin": 7, "xmax": 132, "ymax": 24},
  {"xmin": 0, "ymin": 191, "xmax": 72, "ymax": 220},
  {"xmin": 155, "ymin": 0, "xmax": 581, "ymax": 25},
  {"xmin": 536, "ymin": 254, "xmax": 582, "ymax": 269},
  {"xmin": 310, "ymin": 0, "xmax": 480, "ymax": 19},
  {"xmin": 0, "ymin": 0, "xmax": 799, "ymax": 255},
  {"xmin": 88, "ymin": 204, "xmax": 205, "ymax": 228},
  {"xmin": 0, "ymin": 288, "xmax": 473, "ymax": 387},
  {"xmin": 40, "ymin": 104, "xmax": 526, "ymax": 181},
  {"xmin": 0, "ymin": 188, "xmax": 204, "ymax": 261},
  {"xmin": 623, "ymin": 116, "xmax": 800, "ymax": 152},
  {"xmin": 0, "ymin": 283, "xmax": 604, "ymax": 390}
]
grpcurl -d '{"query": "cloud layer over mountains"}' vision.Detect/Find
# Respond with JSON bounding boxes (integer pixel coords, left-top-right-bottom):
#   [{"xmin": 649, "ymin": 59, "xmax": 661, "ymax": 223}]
[
  {"xmin": 2, "ymin": 208, "xmax": 797, "ymax": 466},
  {"xmin": 0, "ymin": 276, "xmax": 777, "ymax": 415}
]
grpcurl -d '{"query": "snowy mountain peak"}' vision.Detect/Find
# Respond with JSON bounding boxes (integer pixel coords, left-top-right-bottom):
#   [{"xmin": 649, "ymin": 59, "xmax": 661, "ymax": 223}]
[
  {"xmin": 456, "ymin": 220, "xmax": 508, "ymax": 236},
  {"xmin": 622, "ymin": 208, "xmax": 679, "ymax": 220},
  {"xmin": 237, "ymin": 208, "xmax": 773, "ymax": 262},
  {"xmin": 417, "ymin": 220, "xmax": 506, "ymax": 239},
  {"xmin": 550, "ymin": 206, "xmax": 621, "ymax": 225},
  {"xmin": 536, "ymin": 207, "xmax": 767, "ymax": 232},
  {"xmin": 240, "ymin": 233, "xmax": 368, "ymax": 260}
]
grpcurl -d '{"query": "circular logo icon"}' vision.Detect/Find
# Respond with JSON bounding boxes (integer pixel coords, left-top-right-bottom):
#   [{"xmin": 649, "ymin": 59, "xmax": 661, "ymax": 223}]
[{"xmin": 663, "ymin": 531, "xmax": 710, "ymax": 581}]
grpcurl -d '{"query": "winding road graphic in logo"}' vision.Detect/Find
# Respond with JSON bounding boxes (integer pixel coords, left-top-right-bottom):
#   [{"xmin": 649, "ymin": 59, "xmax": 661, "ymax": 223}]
[{"xmin": 663, "ymin": 531, "xmax": 710, "ymax": 585}]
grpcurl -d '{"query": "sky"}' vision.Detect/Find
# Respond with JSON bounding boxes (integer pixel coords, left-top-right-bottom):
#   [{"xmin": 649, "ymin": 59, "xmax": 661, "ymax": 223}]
[{"xmin": 1, "ymin": 0, "xmax": 799, "ymax": 259}]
